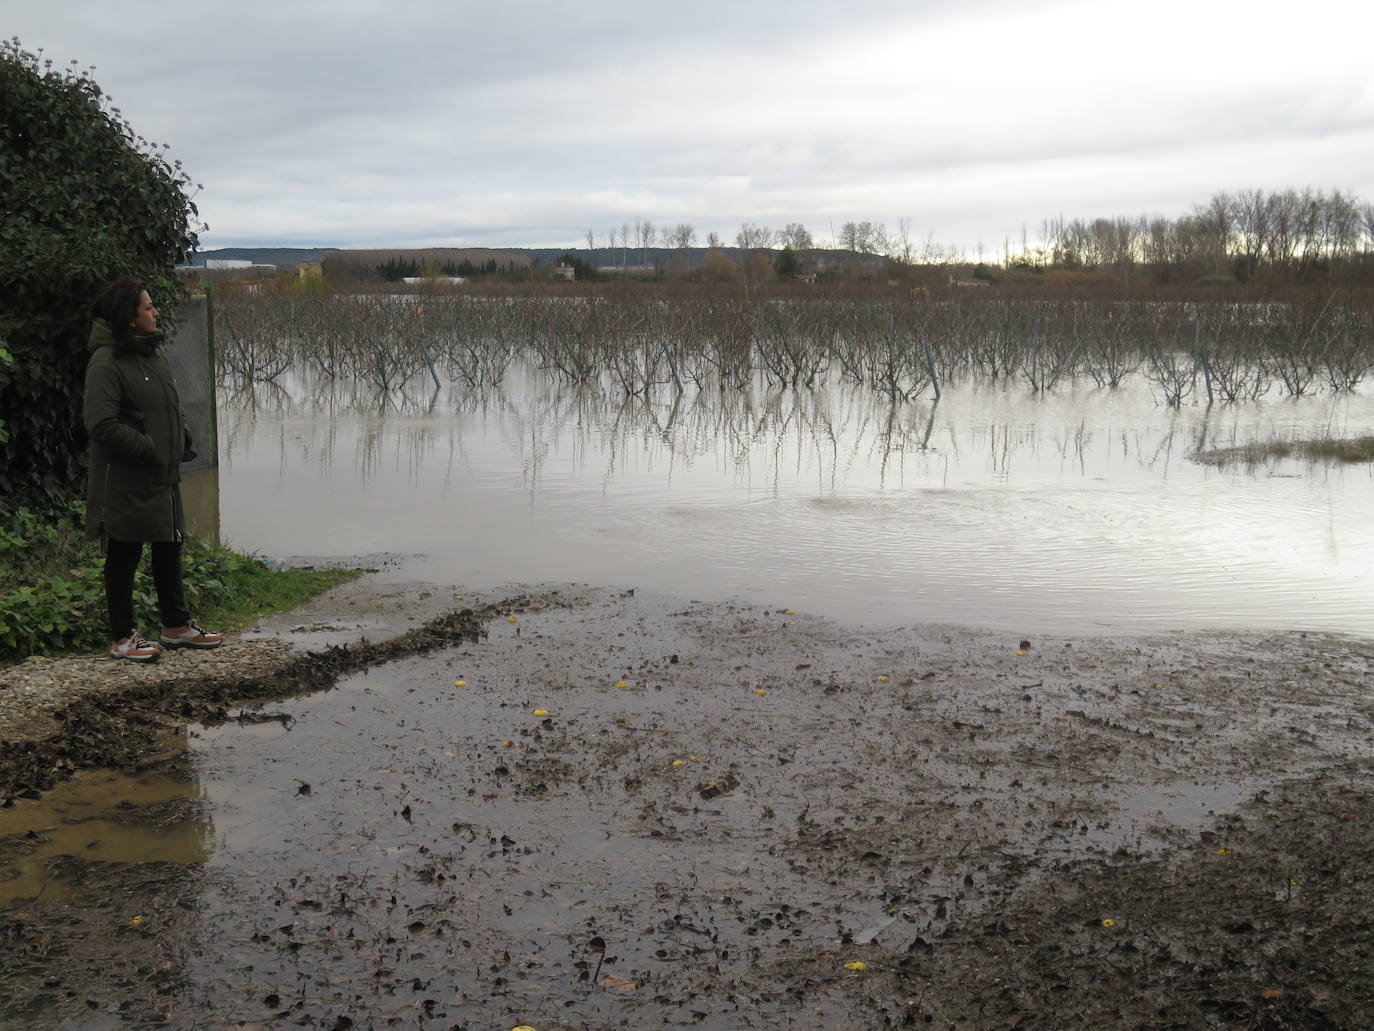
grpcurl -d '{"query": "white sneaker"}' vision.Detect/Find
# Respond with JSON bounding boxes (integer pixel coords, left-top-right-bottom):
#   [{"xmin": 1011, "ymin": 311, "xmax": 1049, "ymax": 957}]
[
  {"xmin": 111, "ymin": 631, "xmax": 161, "ymax": 662},
  {"xmin": 159, "ymin": 619, "xmax": 224, "ymax": 649}
]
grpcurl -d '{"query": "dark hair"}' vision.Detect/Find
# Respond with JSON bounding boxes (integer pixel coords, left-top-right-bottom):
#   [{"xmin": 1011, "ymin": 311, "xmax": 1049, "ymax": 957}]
[{"xmin": 90, "ymin": 276, "xmax": 149, "ymax": 347}]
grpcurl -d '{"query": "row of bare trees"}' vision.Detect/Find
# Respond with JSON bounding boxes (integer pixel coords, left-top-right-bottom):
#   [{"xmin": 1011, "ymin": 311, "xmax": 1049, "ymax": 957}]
[
  {"xmin": 1024, "ymin": 188, "xmax": 1373, "ymax": 283},
  {"xmin": 213, "ymin": 288, "xmax": 1374, "ymax": 408},
  {"xmin": 585, "ymin": 217, "xmax": 963, "ymax": 268},
  {"xmin": 583, "ymin": 187, "xmax": 1374, "ymax": 286}
]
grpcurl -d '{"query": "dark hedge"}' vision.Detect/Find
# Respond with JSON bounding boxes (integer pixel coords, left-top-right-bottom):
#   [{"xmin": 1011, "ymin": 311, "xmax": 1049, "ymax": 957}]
[{"xmin": 0, "ymin": 38, "xmax": 199, "ymax": 509}]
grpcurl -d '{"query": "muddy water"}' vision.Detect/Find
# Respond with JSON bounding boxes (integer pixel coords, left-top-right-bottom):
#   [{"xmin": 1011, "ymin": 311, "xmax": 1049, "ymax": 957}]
[
  {"xmin": 0, "ymin": 745, "xmax": 208, "ymax": 907},
  {"xmin": 7, "ymin": 590, "xmax": 1371, "ymax": 1028},
  {"xmin": 218, "ymin": 366, "xmax": 1374, "ymax": 636}
]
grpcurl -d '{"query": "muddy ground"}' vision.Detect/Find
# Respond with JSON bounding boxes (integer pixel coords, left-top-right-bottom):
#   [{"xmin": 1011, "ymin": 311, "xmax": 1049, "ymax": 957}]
[{"xmin": 2, "ymin": 582, "xmax": 1373, "ymax": 1030}]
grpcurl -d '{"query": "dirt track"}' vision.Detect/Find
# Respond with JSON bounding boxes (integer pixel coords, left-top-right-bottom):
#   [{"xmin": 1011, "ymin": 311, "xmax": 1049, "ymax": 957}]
[{"xmin": 2, "ymin": 581, "xmax": 1373, "ymax": 1029}]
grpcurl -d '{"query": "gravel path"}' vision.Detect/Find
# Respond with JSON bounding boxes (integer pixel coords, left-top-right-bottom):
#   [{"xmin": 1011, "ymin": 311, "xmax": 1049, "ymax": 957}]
[
  {"xmin": 0, "ymin": 638, "xmax": 298, "ymax": 745},
  {"xmin": 0, "ymin": 577, "xmax": 479, "ymax": 767}
]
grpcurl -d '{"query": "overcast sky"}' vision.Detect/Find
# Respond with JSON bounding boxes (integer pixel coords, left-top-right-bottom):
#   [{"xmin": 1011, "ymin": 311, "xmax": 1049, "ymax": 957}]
[{"xmin": 11, "ymin": 0, "xmax": 1374, "ymax": 255}]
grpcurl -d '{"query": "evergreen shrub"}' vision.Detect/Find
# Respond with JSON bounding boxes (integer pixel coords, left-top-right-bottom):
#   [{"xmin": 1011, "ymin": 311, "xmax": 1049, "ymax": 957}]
[{"xmin": 0, "ymin": 38, "xmax": 199, "ymax": 508}]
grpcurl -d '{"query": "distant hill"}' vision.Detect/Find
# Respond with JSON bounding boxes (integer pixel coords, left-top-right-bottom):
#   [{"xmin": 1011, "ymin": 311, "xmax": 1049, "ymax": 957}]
[
  {"xmin": 190, "ymin": 247, "xmax": 340, "ymax": 267},
  {"xmin": 323, "ymin": 247, "xmax": 535, "ymax": 270},
  {"xmin": 531, "ymin": 246, "xmax": 875, "ymax": 269},
  {"xmin": 192, "ymin": 245, "xmax": 889, "ymax": 273}
]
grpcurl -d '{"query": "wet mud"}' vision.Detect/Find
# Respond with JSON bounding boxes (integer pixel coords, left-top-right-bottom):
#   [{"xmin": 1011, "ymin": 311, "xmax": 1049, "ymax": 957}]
[{"xmin": 2, "ymin": 587, "xmax": 1373, "ymax": 1029}]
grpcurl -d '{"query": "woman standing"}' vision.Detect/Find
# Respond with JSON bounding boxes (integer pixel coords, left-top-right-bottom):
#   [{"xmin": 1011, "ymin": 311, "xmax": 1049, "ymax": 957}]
[{"xmin": 85, "ymin": 277, "xmax": 222, "ymax": 661}]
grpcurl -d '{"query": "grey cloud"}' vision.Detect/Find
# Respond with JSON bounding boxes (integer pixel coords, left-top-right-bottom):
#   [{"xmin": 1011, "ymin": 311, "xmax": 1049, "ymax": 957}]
[{"xmin": 8, "ymin": 0, "xmax": 1373, "ymax": 253}]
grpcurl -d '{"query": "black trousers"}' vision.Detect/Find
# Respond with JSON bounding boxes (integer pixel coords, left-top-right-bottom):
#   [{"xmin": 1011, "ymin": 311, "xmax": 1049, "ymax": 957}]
[{"xmin": 104, "ymin": 537, "xmax": 190, "ymax": 640}]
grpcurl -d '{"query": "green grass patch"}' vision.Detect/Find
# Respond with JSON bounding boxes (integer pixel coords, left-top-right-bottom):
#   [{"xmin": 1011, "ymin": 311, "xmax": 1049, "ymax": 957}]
[
  {"xmin": 1192, "ymin": 435, "xmax": 1374, "ymax": 467},
  {"xmin": 193, "ymin": 557, "xmax": 360, "ymax": 634},
  {"xmin": 0, "ymin": 502, "xmax": 360, "ymax": 664}
]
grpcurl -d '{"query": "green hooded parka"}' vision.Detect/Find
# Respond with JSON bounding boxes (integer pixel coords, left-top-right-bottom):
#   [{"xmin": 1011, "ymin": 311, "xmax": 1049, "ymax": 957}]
[{"xmin": 83, "ymin": 318, "xmax": 187, "ymax": 542}]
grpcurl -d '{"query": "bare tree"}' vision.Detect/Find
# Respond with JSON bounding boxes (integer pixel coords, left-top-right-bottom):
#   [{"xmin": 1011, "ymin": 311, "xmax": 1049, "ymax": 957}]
[
  {"xmin": 706, "ymin": 231, "xmax": 722, "ymax": 248},
  {"xmin": 892, "ymin": 218, "xmax": 914, "ymax": 263},
  {"xmin": 1318, "ymin": 188, "xmax": 1361, "ymax": 261},
  {"xmin": 668, "ymin": 223, "xmax": 696, "ymax": 249},
  {"xmin": 1192, "ymin": 193, "xmax": 1233, "ymax": 274},
  {"xmin": 917, "ymin": 231, "xmax": 959, "ymax": 264},
  {"xmin": 839, "ymin": 221, "xmax": 886, "ymax": 254},
  {"xmin": 585, "ymin": 229, "xmax": 596, "ymax": 268},
  {"xmin": 642, "ymin": 219, "xmax": 656, "ymax": 267},
  {"xmin": 735, "ymin": 222, "xmax": 775, "ymax": 249},
  {"xmin": 778, "ymin": 222, "xmax": 814, "ymax": 250},
  {"xmin": 1266, "ymin": 190, "xmax": 1301, "ymax": 270},
  {"xmin": 869, "ymin": 222, "xmax": 890, "ymax": 257},
  {"xmin": 1231, "ymin": 189, "xmax": 1271, "ymax": 280}
]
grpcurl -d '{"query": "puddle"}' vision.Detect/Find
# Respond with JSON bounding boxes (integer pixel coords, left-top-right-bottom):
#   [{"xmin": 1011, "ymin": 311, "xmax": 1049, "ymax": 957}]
[{"xmin": 0, "ymin": 732, "xmax": 209, "ymax": 907}]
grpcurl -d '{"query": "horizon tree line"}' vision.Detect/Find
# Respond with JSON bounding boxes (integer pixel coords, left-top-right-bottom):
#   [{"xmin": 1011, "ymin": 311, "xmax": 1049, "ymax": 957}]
[{"xmin": 581, "ymin": 187, "xmax": 1374, "ymax": 284}]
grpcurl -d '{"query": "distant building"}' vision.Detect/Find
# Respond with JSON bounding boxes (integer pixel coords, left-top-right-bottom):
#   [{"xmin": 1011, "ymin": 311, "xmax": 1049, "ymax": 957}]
[
  {"xmin": 177, "ymin": 259, "xmax": 277, "ymax": 273},
  {"xmin": 209, "ymin": 259, "xmax": 267, "ymax": 270},
  {"xmin": 552, "ymin": 262, "xmax": 576, "ymax": 281}
]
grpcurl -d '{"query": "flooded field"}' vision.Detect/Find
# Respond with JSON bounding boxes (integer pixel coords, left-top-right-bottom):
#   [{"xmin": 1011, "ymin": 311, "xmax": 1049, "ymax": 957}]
[
  {"xmin": 218, "ymin": 361, "xmax": 1374, "ymax": 636},
  {"xmin": 5, "ymin": 302, "xmax": 1374, "ymax": 1029}
]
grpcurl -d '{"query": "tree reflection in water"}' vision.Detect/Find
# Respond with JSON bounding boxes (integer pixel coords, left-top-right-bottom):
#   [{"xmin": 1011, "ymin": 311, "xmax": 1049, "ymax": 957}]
[{"xmin": 215, "ymin": 349, "xmax": 1374, "ymax": 636}]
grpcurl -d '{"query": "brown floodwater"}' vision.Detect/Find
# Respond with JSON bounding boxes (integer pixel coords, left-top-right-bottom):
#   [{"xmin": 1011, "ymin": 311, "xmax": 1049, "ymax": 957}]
[
  {"xmin": 217, "ymin": 366, "xmax": 1374, "ymax": 636},
  {"xmin": 0, "ymin": 747, "xmax": 208, "ymax": 907}
]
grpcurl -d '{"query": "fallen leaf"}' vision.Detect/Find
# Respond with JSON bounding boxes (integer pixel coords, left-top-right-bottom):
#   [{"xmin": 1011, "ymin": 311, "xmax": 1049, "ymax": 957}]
[
  {"xmin": 453, "ymin": 680, "xmax": 466, "ymax": 687},
  {"xmin": 507, "ymin": 616, "xmax": 519, "ymax": 623},
  {"xmin": 600, "ymin": 975, "xmax": 638, "ymax": 991},
  {"xmin": 130, "ymin": 915, "xmax": 144, "ymax": 925},
  {"xmin": 532, "ymin": 709, "xmax": 549, "ymax": 717},
  {"xmin": 1217, "ymin": 848, "xmax": 1233, "ymax": 856},
  {"xmin": 754, "ymin": 688, "xmax": 769, "ymax": 695},
  {"xmin": 689, "ymin": 755, "xmax": 703, "ymax": 762},
  {"xmin": 501, "ymin": 740, "xmax": 516, "ymax": 749},
  {"xmin": 875, "ymin": 674, "xmax": 890, "ymax": 681},
  {"xmin": 615, "ymin": 680, "xmax": 631, "ymax": 688},
  {"xmin": 782, "ymin": 609, "xmax": 796, "ymax": 615},
  {"xmin": 844, "ymin": 961, "xmax": 868, "ymax": 971},
  {"xmin": 1101, "ymin": 918, "xmax": 1117, "ymax": 928},
  {"xmin": 671, "ymin": 759, "xmax": 686, "ymax": 767},
  {"xmin": 699, "ymin": 775, "xmax": 740, "ymax": 799},
  {"xmin": 1263, "ymin": 989, "xmax": 1283, "ymax": 1000},
  {"xmin": 1015, "ymin": 650, "xmax": 1028, "ymax": 656}
]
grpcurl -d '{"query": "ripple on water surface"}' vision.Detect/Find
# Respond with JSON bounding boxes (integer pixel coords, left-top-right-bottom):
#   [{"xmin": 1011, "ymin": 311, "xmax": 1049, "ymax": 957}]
[{"xmin": 219, "ymin": 372, "xmax": 1374, "ymax": 634}]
